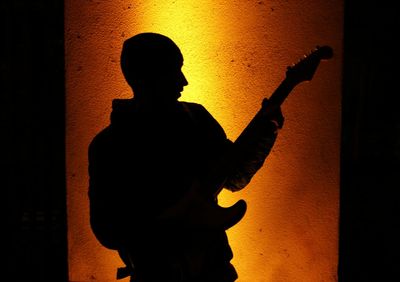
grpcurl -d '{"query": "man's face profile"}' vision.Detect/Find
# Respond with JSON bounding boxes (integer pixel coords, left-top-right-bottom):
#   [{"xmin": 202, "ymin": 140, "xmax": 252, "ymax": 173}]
[{"xmin": 149, "ymin": 53, "xmax": 188, "ymax": 102}]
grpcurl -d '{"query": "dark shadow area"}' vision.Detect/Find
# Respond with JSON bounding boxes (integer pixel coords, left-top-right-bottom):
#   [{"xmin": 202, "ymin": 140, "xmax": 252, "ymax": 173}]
[
  {"xmin": 4, "ymin": 0, "xmax": 400, "ymax": 281},
  {"xmin": 339, "ymin": 1, "xmax": 400, "ymax": 281},
  {"xmin": 3, "ymin": 0, "xmax": 68, "ymax": 281}
]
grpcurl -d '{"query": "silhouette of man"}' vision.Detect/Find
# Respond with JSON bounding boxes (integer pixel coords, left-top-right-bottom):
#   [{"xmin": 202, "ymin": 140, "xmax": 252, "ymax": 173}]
[{"xmin": 88, "ymin": 32, "xmax": 284, "ymax": 282}]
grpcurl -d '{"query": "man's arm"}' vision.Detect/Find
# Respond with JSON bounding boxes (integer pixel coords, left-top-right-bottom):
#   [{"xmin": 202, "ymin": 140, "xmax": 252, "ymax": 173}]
[{"xmin": 224, "ymin": 98, "xmax": 284, "ymax": 191}]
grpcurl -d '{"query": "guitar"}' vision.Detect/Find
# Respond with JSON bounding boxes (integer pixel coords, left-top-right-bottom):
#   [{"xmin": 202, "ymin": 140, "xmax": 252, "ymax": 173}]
[{"xmin": 159, "ymin": 45, "xmax": 334, "ymax": 230}]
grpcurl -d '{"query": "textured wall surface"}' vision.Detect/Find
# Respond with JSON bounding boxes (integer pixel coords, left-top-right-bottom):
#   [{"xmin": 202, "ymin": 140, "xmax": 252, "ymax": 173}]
[{"xmin": 66, "ymin": 1, "xmax": 343, "ymax": 281}]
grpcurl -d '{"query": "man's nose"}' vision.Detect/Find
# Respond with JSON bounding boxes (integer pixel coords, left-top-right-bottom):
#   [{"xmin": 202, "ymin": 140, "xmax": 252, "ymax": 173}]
[{"xmin": 180, "ymin": 71, "xmax": 188, "ymax": 86}]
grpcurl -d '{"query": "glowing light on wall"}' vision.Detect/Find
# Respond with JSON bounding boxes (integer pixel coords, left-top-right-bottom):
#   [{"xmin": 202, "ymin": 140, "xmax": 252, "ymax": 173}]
[{"xmin": 66, "ymin": 1, "xmax": 343, "ymax": 281}]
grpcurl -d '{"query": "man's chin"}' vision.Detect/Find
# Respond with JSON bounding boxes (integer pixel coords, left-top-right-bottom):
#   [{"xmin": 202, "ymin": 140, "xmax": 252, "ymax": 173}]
[
  {"xmin": 167, "ymin": 91, "xmax": 181, "ymax": 101},
  {"xmin": 159, "ymin": 92, "xmax": 181, "ymax": 104}
]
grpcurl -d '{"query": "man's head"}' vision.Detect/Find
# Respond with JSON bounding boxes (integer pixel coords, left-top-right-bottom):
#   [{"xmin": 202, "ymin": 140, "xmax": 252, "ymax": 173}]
[{"xmin": 120, "ymin": 32, "xmax": 188, "ymax": 102}]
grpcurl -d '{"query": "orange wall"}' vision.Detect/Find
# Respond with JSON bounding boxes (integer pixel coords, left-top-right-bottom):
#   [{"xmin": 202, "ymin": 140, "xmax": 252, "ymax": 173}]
[{"xmin": 65, "ymin": 1, "xmax": 343, "ymax": 281}]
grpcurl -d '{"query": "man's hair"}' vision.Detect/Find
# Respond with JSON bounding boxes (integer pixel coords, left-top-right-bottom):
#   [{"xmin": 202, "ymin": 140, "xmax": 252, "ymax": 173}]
[{"xmin": 120, "ymin": 32, "xmax": 182, "ymax": 88}]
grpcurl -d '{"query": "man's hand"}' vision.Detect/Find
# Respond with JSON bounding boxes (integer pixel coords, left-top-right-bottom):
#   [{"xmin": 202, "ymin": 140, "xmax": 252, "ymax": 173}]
[
  {"xmin": 262, "ymin": 98, "xmax": 284, "ymax": 129},
  {"xmin": 157, "ymin": 179, "xmax": 247, "ymax": 230}
]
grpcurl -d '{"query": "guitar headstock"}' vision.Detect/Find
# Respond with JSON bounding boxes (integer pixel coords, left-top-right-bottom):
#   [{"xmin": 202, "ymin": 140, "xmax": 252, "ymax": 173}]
[{"xmin": 286, "ymin": 45, "xmax": 333, "ymax": 85}]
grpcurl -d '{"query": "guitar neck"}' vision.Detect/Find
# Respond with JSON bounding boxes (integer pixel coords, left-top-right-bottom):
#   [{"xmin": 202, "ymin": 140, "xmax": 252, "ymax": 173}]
[
  {"xmin": 204, "ymin": 78, "xmax": 299, "ymax": 198},
  {"xmin": 237, "ymin": 77, "xmax": 297, "ymax": 141},
  {"xmin": 266, "ymin": 77, "xmax": 297, "ymax": 107},
  {"xmin": 203, "ymin": 44, "xmax": 333, "ymax": 198}
]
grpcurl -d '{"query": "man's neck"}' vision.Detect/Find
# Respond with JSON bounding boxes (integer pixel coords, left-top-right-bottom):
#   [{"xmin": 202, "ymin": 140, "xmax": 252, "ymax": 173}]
[{"xmin": 133, "ymin": 95, "xmax": 180, "ymax": 113}]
